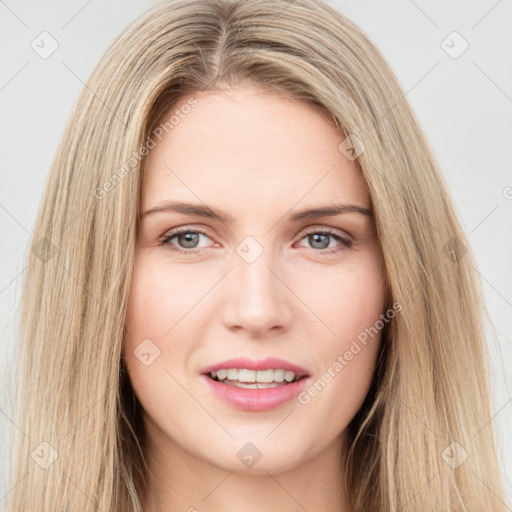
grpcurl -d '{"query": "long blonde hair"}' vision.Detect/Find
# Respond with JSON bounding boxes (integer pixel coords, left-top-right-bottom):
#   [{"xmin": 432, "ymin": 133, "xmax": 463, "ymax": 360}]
[{"xmin": 7, "ymin": 0, "xmax": 507, "ymax": 510}]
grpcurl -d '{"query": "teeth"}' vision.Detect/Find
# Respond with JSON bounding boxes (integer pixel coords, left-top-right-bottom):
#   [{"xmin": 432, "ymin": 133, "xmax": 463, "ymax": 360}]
[
  {"xmin": 273, "ymin": 369, "xmax": 285, "ymax": 382},
  {"xmin": 210, "ymin": 368, "xmax": 299, "ymax": 383},
  {"xmin": 284, "ymin": 371, "xmax": 296, "ymax": 382},
  {"xmin": 224, "ymin": 381, "xmax": 285, "ymax": 389},
  {"xmin": 239, "ymin": 369, "xmax": 256, "ymax": 382}
]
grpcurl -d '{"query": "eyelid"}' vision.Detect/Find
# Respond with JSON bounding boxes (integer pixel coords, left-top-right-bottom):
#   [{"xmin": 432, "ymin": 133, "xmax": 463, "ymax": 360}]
[
  {"xmin": 160, "ymin": 224, "xmax": 351, "ymax": 243},
  {"xmin": 300, "ymin": 225, "xmax": 353, "ymax": 241}
]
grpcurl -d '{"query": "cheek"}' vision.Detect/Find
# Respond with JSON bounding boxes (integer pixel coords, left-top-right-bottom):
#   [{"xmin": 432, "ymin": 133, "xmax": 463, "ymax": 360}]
[
  {"xmin": 122, "ymin": 256, "xmax": 201, "ymax": 423},
  {"xmin": 295, "ymin": 253, "xmax": 385, "ymax": 419},
  {"xmin": 312, "ymin": 252, "xmax": 386, "ymax": 340},
  {"xmin": 123, "ymin": 250, "xmax": 217, "ymax": 376},
  {"xmin": 123, "ymin": 256, "xmax": 177, "ymax": 391},
  {"xmin": 125, "ymin": 252, "xmax": 202, "ymax": 341}
]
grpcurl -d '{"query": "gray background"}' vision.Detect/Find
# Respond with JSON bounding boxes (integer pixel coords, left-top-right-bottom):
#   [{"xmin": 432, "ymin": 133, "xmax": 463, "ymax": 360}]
[{"xmin": 1, "ymin": 0, "xmax": 511, "ymax": 505}]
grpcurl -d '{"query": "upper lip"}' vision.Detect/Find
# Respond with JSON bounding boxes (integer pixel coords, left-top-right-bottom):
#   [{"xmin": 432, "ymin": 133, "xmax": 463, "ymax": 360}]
[{"xmin": 201, "ymin": 357, "xmax": 310, "ymax": 377}]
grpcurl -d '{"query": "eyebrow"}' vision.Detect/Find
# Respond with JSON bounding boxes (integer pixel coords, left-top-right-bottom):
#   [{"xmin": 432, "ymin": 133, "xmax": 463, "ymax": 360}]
[{"xmin": 142, "ymin": 200, "xmax": 372, "ymax": 223}]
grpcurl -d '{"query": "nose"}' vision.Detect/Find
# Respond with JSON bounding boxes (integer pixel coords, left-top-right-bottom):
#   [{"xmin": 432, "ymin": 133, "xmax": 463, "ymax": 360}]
[{"xmin": 220, "ymin": 241, "xmax": 293, "ymax": 337}]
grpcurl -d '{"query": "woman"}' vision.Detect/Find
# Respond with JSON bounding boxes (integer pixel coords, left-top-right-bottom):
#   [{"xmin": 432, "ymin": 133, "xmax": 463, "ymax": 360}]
[{"xmin": 8, "ymin": 0, "xmax": 507, "ymax": 510}]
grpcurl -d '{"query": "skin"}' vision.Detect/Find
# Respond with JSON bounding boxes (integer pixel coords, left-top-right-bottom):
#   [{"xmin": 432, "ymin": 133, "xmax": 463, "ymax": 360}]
[{"xmin": 123, "ymin": 83, "xmax": 387, "ymax": 512}]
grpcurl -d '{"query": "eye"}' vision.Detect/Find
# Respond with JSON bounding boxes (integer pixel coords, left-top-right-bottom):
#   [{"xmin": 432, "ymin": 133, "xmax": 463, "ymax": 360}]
[
  {"xmin": 296, "ymin": 227, "xmax": 353, "ymax": 255},
  {"xmin": 161, "ymin": 228, "xmax": 213, "ymax": 254}
]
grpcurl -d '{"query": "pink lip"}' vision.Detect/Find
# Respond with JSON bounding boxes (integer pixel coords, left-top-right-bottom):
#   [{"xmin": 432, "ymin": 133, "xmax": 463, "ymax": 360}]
[
  {"xmin": 200, "ymin": 357, "xmax": 310, "ymax": 377},
  {"xmin": 200, "ymin": 374, "xmax": 310, "ymax": 411},
  {"xmin": 200, "ymin": 357, "xmax": 311, "ymax": 411}
]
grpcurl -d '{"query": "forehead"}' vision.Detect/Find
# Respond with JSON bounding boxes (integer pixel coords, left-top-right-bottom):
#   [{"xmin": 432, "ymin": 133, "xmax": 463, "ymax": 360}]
[{"xmin": 141, "ymin": 87, "xmax": 369, "ymax": 213}]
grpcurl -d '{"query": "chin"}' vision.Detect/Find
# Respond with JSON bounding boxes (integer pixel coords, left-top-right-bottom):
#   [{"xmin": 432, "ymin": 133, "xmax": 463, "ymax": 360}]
[{"xmin": 193, "ymin": 433, "xmax": 311, "ymax": 475}]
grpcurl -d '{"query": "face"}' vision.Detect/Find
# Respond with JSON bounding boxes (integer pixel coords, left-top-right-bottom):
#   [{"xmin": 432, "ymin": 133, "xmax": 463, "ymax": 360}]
[{"xmin": 124, "ymin": 85, "xmax": 387, "ymax": 476}]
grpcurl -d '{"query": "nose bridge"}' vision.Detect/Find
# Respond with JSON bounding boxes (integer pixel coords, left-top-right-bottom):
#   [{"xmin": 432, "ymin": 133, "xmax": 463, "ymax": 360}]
[{"xmin": 223, "ymin": 235, "xmax": 291, "ymax": 332}]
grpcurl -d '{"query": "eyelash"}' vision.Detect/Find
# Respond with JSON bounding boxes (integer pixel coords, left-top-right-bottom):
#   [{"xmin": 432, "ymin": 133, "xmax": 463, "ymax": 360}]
[{"xmin": 160, "ymin": 227, "xmax": 353, "ymax": 256}]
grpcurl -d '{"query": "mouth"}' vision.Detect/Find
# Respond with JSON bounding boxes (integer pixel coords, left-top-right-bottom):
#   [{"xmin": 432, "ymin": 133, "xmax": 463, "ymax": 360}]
[{"xmin": 200, "ymin": 359, "xmax": 311, "ymax": 411}]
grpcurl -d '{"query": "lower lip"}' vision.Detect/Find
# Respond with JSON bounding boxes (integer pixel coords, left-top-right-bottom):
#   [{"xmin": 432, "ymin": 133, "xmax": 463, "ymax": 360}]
[{"xmin": 200, "ymin": 374, "xmax": 310, "ymax": 411}]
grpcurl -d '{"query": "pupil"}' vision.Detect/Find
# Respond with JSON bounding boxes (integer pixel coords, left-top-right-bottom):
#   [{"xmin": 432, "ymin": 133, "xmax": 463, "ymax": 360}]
[
  {"xmin": 179, "ymin": 232, "xmax": 199, "ymax": 248},
  {"xmin": 309, "ymin": 233, "xmax": 329, "ymax": 249}
]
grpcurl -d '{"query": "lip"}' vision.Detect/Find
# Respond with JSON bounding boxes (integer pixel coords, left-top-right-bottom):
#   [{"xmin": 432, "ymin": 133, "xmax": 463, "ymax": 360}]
[
  {"xmin": 200, "ymin": 357, "xmax": 311, "ymax": 411},
  {"xmin": 200, "ymin": 374, "xmax": 310, "ymax": 411},
  {"xmin": 200, "ymin": 357, "xmax": 310, "ymax": 377}
]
